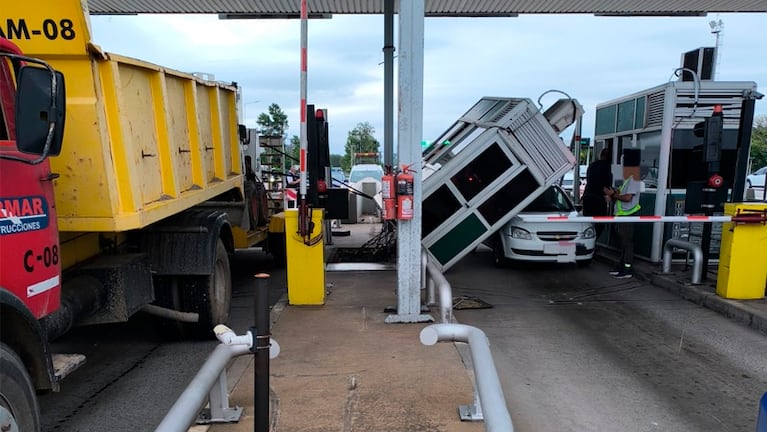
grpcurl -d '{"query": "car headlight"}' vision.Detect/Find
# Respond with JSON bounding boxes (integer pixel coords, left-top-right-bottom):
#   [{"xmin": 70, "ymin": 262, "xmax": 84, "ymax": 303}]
[
  {"xmin": 510, "ymin": 226, "xmax": 532, "ymax": 240},
  {"xmin": 582, "ymin": 226, "xmax": 596, "ymax": 239}
]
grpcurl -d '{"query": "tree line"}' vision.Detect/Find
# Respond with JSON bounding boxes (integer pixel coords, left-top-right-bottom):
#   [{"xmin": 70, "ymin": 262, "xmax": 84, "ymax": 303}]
[{"xmin": 256, "ymin": 103, "xmax": 381, "ymax": 174}]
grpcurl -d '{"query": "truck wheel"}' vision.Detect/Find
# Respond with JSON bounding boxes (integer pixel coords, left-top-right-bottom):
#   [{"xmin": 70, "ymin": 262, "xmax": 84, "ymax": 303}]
[
  {"xmin": 0, "ymin": 343, "xmax": 41, "ymax": 432},
  {"xmin": 181, "ymin": 239, "xmax": 232, "ymax": 339}
]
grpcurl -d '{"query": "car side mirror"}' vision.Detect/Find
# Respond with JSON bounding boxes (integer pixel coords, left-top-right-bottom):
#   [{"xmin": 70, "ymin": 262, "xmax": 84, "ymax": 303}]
[
  {"xmin": 574, "ymin": 203, "xmax": 583, "ymax": 213},
  {"xmin": 238, "ymin": 124, "xmax": 249, "ymax": 145}
]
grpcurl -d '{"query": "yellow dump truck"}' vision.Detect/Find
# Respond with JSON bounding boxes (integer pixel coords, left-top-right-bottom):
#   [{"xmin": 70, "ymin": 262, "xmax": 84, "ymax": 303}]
[{"xmin": 0, "ymin": 2, "xmax": 279, "ymax": 428}]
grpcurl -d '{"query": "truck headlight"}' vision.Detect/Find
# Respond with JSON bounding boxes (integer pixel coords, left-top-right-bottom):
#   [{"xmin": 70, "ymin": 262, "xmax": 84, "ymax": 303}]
[
  {"xmin": 582, "ymin": 226, "xmax": 596, "ymax": 239},
  {"xmin": 511, "ymin": 227, "xmax": 532, "ymax": 240}
]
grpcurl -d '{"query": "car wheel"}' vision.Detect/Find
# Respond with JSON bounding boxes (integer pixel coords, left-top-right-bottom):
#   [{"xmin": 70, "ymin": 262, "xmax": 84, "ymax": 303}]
[{"xmin": 577, "ymin": 258, "xmax": 593, "ymax": 268}]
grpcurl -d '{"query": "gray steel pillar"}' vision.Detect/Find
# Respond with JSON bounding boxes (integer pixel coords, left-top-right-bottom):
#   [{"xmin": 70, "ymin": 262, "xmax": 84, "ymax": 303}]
[
  {"xmin": 383, "ymin": 0, "xmax": 394, "ymax": 168},
  {"xmin": 386, "ymin": 0, "xmax": 432, "ymax": 323},
  {"xmin": 650, "ymin": 84, "xmax": 677, "ymax": 263}
]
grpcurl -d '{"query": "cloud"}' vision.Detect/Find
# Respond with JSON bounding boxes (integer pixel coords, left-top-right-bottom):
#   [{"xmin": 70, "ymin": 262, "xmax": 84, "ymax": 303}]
[{"xmin": 90, "ymin": 12, "xmax": 767, "ymax": 158}]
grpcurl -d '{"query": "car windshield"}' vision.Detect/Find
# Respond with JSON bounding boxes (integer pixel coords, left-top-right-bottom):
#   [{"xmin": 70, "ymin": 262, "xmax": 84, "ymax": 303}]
[
  {"xmin": 523, "ymin": 187, "xmax": 573, "ymax": 212},
  {"xmin": 349, "ymin": 167, "xmax": 383, "ymax": 182}
]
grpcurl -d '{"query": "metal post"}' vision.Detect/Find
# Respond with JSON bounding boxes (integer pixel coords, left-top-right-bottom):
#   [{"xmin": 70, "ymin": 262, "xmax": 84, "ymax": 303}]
[
  {"xmin": 732, "ymin": 96, "xmax": 757, "ymax": 202},
  {"xmin": 383, "ymin": 0, "xmax": 394, "ymax": 168},
  {"xmin": 253, "ymin": 274, "xmax": 271, "ymax": 432}
]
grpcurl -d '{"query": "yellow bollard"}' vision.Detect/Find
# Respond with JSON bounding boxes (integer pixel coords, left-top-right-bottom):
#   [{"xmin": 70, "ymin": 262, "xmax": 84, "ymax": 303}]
[
  {"xmin": 285, "ymin": 209, "xmax": 325, "ymax": 305},
  {"xmin": 716, "ymin": 203, "xmax": 767, "ymax": 300}
]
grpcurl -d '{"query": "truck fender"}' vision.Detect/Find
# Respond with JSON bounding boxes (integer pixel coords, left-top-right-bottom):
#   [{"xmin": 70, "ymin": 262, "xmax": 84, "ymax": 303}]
[
  {"xmin": 0, "ymin": 288, "xmax": 57, "ymax": 392},
  {"xmin": 140, "ymin": 209, "xmax": 234, "ymax": 275}
]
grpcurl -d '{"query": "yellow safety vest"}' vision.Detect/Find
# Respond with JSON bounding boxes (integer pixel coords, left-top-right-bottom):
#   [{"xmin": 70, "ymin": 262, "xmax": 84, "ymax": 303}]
[{"xmin": 615, "ymin": 179, "xmax": 641, "ymax": 216}]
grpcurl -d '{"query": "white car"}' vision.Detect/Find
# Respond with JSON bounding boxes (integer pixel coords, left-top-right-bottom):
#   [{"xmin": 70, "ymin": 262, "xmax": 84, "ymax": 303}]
[
  {"xmin": 487, "ymin": 185, "xmax": 596, "ymax": 267},
  {"xmin": 348, "ymin": 164, "xmax": 384, "ymax": 215},
  {"xmin": 746, "ymin": 166, "xmax": 766, "ymax": 189},
  {"xmin": 330, "ymin": 166, "xmax": 346, "ymax": 187},
  {"xmin": 561, "ymin": 165, "xmax": 587, "ymax": 198}
]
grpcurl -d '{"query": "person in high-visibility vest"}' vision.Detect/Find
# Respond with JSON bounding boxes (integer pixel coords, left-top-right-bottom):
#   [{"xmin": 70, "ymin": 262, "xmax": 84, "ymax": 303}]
[{"xmin": 604, "ymin": 149, "xmax": 642, "ymax": 279}]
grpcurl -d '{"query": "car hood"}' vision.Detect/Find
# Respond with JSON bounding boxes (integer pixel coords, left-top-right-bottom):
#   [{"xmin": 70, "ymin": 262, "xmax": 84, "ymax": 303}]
[{"xmin": 514, "ymin": 210, "xmax": 579, "ymax": 222}]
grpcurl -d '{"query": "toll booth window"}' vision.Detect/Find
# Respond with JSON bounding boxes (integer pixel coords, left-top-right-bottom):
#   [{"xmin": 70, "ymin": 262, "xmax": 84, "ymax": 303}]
[
  {"xmin": 478, "ymin": 169, "xmax": 539, "ymax": 225},
  {"xmin": 422, "ymin": 185, "xmax": 462, "ymax": 237},
  {"xmin": 638, "ymin": 131, "xmax": 661, "ymax": 189},
  {"xmin": 595, "ymin": 104, "xmax": 617, "ymax": 135},
  {"xmin": 451, "ymin": 143, "xmax": 510, "ymax": 202}
]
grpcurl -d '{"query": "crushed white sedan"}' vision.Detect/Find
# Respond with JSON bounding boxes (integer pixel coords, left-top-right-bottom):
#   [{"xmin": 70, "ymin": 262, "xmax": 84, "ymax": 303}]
[{"xmin": 486, "ymin": 185, "xmax": 596, "ymax": 267}]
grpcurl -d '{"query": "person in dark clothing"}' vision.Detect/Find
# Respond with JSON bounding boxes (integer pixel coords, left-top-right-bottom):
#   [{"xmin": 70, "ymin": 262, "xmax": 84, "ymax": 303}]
[{"xmin": 582, "ymin": 148, "xmax": 613, "ymax": 238}]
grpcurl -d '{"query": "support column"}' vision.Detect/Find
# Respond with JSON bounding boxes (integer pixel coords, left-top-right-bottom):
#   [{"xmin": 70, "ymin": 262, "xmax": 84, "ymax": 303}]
[
  {"xmin": 383, "ymin": 0, "xmax": 394, "ymax": 168},
  {"xmin": 386, "ymin": 0, "xmax": 432, "ymax": 324}
]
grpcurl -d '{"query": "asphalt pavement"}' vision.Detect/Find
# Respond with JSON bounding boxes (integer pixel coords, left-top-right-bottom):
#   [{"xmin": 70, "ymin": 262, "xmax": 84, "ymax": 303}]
[{"xmin": 198, "ymin": 221, "xmax": 767, "ymax": 432}]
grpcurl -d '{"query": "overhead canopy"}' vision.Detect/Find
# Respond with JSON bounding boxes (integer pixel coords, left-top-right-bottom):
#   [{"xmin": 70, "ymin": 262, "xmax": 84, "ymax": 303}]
[{"xmin": 87, "ymin": 0, "xmax": 767, "ymax": 16}]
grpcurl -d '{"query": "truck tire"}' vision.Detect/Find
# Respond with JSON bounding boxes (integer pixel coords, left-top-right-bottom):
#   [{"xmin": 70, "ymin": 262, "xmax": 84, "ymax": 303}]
[
  {"xmin": 179, "ymin": 239, "xmax": 232, "ymax": 339},
  {"xmin": 0, "ymin": 342, "xmax": 41, "ymax": 432}
]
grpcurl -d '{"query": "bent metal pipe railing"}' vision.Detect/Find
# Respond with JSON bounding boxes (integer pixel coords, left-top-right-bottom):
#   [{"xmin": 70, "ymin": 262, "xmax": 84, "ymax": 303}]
[
  {"xmin": 422, "ymin": 248, "xmax": 453, "ymax": 323},
  {"xmin": 662, "ymin": 239, "xmax": 703, "ymax": 285},
  {"xmin": 420, "ymin": 323, "xmax": 514, "ymax": 432},
  {"xmin": 154, "ymin": 326, "xmax": 280, "ymax": 432}
]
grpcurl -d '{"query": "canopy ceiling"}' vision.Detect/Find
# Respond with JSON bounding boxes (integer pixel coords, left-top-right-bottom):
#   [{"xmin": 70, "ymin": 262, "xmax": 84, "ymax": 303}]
[{"xmin": 87, "ymin": 0, "xmax": 767, "ymax": 17}]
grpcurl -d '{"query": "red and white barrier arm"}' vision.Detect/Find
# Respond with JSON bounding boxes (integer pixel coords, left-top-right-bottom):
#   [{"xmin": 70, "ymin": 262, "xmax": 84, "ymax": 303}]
[{"xmin": 522, "ymin": 215, "xmax": 735, "ymax": 224}]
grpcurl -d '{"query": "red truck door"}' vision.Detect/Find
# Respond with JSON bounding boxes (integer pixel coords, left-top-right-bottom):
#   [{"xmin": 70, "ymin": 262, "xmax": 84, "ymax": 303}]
[{"xmin": 0, "ymin": 39, "xmax": 61, "ymax": 319}]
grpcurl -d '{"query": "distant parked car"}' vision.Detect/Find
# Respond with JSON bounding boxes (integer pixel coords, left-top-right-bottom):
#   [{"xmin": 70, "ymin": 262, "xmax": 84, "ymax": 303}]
[
  {"xmin": 348, "ymin": 164, "xmax": 384, "ymax": 183},
  {"xmin": 561, "ymin": 165, "xmax": 587, "ymax": 198},
  {"xmin": 746, "ymin": 166, "xmax": 766, "ymax": 188},
  {"xmin": 330, "ymin": 166, "xmax": 346, "ymax": 187},
  {"xmin": 485, "ymin": 185, "xmax": 596, "ymax": 267}
]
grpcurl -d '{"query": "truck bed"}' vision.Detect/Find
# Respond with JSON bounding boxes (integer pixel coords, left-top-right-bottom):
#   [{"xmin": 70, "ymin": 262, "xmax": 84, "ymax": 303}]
[{"xmin": 51, "ymin": 48, "xmax": 242, "ymax": 232}]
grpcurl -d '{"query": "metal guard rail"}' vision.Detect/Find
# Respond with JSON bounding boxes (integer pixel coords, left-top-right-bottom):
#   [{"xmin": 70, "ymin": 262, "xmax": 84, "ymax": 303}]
[
  {"xmin": 423, "ymin": 247, "xmax": 454, "ymax": 323},
  {"xmin": 154, "ymin": 326, "xmax": 280, "ymax": 432},
  {"xmin": 420, "ymin": 323, "xmax": 514, "ymax": 432},
  {"xmin": 662, "ymin": 239, "xmax": 704, "ymax": 285}
]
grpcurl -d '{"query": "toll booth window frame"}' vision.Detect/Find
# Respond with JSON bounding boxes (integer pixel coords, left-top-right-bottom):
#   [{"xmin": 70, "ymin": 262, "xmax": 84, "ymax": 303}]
[{"xmin": 450, "ymin": 143, "xmax": 512, "ymax": 202}]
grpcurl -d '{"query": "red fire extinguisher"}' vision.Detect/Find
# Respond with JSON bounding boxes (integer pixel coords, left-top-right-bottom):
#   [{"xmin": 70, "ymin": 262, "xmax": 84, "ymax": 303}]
[
  {"xmin": 381, "ymin": 166, "xmax": 396, "ymax": 220},
  {"xmin": 396, "ymin": 164, "xmax": 414, "ymax": 220}
]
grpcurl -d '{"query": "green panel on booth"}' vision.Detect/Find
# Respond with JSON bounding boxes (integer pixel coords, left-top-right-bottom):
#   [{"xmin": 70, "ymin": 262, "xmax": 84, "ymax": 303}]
[{"xmin": 429, "ymin": 214, "xmax": 487, "ymax": 265}]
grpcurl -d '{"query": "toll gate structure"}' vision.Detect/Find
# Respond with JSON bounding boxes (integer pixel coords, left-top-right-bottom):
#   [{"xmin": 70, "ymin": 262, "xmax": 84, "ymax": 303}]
[{"xmin": 421, "ymin": 96, "xmax": 581, "ymax": 271}]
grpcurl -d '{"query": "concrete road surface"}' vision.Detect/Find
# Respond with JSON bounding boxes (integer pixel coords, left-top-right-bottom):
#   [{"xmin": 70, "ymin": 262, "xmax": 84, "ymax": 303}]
[{"xmin": 449, "ymin": 247, "xmax": 767, "ymax": 432}]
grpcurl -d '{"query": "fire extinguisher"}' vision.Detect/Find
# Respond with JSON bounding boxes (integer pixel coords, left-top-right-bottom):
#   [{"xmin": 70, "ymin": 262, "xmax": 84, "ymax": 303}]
[
  {"xmin": 381, "ymin": 166, "xmax": 396, "ymax": 220},
  {"xmin": 396, "ymin": 164, "xmax": 414, "ymax": 220}
]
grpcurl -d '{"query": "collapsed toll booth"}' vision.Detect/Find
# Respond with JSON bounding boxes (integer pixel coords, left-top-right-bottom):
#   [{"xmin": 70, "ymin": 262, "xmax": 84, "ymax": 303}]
[{"xmin": 421, "ymin": 96, "xmax": 582, "ymax": 271}]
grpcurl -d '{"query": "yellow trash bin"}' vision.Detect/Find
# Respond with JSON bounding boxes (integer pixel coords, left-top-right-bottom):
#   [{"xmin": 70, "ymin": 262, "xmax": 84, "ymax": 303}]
[
  {"xmin": 285, "ymin": 209, "xmax": 325, "ymax": 305},
  {"xmin": 716, "ymin": 203, "xmax": 767, "ymax": 300}
]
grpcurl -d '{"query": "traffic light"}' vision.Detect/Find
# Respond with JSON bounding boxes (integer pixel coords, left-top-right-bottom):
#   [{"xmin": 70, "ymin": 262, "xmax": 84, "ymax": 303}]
[{"xmin": 693, "ymin": 105, "xmax": 723, "ymax": 163}]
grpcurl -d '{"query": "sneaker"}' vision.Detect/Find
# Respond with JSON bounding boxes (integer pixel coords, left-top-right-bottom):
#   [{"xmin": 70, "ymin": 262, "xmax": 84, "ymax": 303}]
[
  {"xmin": 613, "ymin": 268, "xmax": 633, "ymax": 279},
  {"xmin": 608, "ymin": 267, "xmax": 622, "ymax": 276}
]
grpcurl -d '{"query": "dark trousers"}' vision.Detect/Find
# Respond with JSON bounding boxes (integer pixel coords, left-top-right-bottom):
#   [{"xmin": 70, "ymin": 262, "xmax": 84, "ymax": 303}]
[
  {"xmin": 616, "ymin": 222, "xmax": 634, "ymax": 266},
  {"xmin": 582, "ymin": 193, "xmax": 610, "ymax": 239}
]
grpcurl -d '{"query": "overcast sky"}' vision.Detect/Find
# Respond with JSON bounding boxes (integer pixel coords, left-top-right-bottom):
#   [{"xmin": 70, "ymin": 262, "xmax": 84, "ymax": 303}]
[{"xmin": 90, "ymin": 12, "xmax": 767, "ymax": 158}]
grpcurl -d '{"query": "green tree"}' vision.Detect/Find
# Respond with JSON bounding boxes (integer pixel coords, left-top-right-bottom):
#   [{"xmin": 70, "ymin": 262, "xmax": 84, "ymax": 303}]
[
  {"xmin": 329, "ymin": 154, "xmax": 343, "ymax": 168},
  {"xmin": 750, "ymin": 115, "xmax": 767, "ymax": 170},
  {"xmin": 342, "ymin": 122, "xmax": 380, "ymax": 172},
  {"xmin": 256, "ymin": 103, "xmax": 289, "ymax": 137},
  {"xmin": 287, "ymin": 135, "xmax": 300, "ymax": 170}
]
